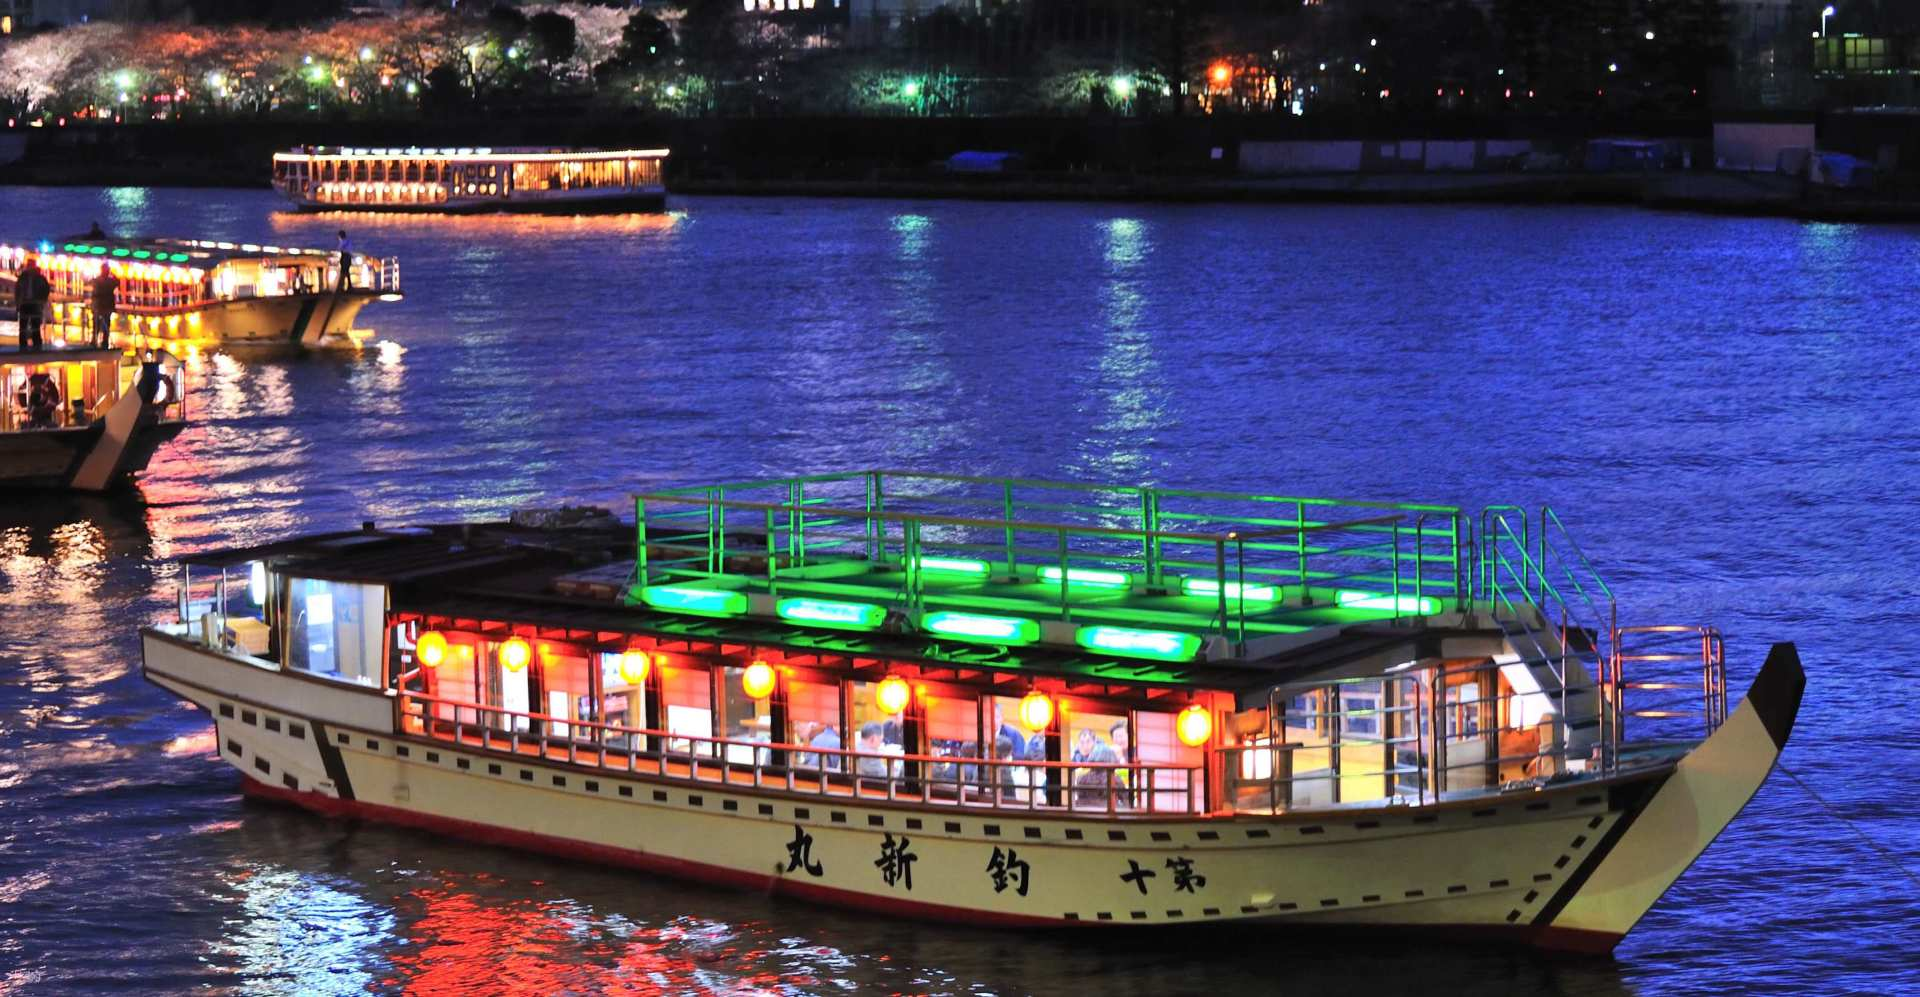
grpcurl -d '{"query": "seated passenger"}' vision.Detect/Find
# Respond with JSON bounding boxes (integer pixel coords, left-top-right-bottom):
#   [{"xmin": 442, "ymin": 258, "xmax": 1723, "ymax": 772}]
[
  {"xmin": 809, "ymin": 722, "xmax": 842, "ymax": 771},
  {"xmin": 855, "ymin": 722, "xmax": 889, "ymax": 779},
  {"xmin": 993, "ymin": 736, "xmax": 1030, "ymax": 802}
]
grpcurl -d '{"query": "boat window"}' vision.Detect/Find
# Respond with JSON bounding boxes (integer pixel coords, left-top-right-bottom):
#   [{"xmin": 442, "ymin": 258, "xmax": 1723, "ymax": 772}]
[
  {"xmin": 284, "ymin": 578, "xmax": 385, "ymax": 685},
  {"xmin": 1067, "ymin": 708, "xmax": 1128, "ymax": 809},
  {"xmin": 924, "ymin": 691, "xmax": 979, "ymax": 796},
  {"xmin": 428, "ymin": 638, "xmax": 482, "ymax": 725},
  {"xmin": 661, "ymin": 662, "xmax": 714, "ymax": 755},
  {"xmin": 988, "ymin": 694, "xmax": 1051, "ymax": 801},
  {"xmin": 718, "ymin": 664, "xmax": 773, "ymax": 765},
  {"xmin": 848, "ymin": 679, "xmax": 906, "ymax": 749},
  {"xmin": 787, "ymin": 676, "xmax": 841, "ymax": 770},
  {"xmin": 597, "ymin": 651, "xmax": 646, "ymax": 730},
  {"xmin": 1134, "ymin": 711, "xmax": 1204, "ymax": 812},
  {"xmin": 539, "ymin": 648, "xmax": 592, "ymax": 740}
]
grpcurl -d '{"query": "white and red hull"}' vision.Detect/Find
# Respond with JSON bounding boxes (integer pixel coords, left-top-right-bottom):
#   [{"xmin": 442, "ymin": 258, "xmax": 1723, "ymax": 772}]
[{"xmin": 141, "ymin": 629, "xmax": 1802, "ymax": 953}]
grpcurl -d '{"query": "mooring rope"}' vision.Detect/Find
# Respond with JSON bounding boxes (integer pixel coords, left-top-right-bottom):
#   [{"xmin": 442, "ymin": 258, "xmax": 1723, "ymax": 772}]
[{"xmin": 1777, "ymin": 764, "xmax": 1920, "ymax": 890}]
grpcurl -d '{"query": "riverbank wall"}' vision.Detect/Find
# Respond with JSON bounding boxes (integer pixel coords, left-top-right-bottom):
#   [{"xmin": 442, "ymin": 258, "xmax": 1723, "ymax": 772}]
[{"xmin": 2, "ymin": 113, "xmax": 1916, "ymax": 221}]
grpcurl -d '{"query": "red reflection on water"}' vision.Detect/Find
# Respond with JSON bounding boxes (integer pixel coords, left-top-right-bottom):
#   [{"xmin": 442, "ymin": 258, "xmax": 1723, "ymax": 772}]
[{"xmin": 381, "ymin": 878, "xmax": 782, "ymax": 995}]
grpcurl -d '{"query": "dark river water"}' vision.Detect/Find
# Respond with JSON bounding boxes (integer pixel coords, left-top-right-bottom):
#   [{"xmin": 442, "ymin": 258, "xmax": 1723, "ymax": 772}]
[{"xmin": 1, "ymin": 187, "xmax": 1917, "ymax": 995}]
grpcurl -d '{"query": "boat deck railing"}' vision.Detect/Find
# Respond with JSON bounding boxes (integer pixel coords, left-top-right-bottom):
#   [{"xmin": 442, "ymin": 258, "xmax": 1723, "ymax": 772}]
[
  {"xmin": 632, "ymin": 471, "xmax": 1468, "ymax": 658},
  {"xmin": 395, "ymin": 682, "xmax": 1206, "ymax": 817}
]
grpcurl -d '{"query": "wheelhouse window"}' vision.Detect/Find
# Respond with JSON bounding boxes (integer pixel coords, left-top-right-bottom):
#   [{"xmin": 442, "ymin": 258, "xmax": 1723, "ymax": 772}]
[{"xmin": 284, "ymin": 578, "xmax": 384, "ymax": 685}]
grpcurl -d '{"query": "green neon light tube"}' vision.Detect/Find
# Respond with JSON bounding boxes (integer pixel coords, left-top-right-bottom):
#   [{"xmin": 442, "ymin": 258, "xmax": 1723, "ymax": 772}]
[
  {"xmin": 1075, "ymin": 625, "xmax": 1203, "ymax": 661},
  {"xmin": 110, "ymin": 248, "xmax": 131, "ymax": 257},
  {"xmin": 917, "ymin": 556, "xmax": 990, "ymax": 577},
  {"xmin": 922, "ymin": 611, "xmax": 1039, "ymax": 645},
  {"xmin": 89, "ymin": 246, "xmax": 107, "ymax": 254},
  {"xmin": 1335, "ymin": 590, "xmax": 1439, "ymax": 614},
  {"xmin": 638, "ymin": 585, "xmax": 748, "ymax": 617},
  {"xmin": 1182, "ymin": 577, "xmax": 1280, "ymax": 602},
  {"xmin": 1038, "ymin": 566, "xmax": 1131, "ymax": 589},
  {"xmin": 777, "ymin": 597, "xmax": 886, "ymax": 631}
]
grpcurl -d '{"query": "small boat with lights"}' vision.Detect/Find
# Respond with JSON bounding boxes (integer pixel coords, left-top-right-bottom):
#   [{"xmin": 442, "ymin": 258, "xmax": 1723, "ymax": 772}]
[
  {"xmin": 1, "ymin": 238, "xmax": 401, "ymax": 350},
  {"xmin": 271, "ymin": 146, "xmax": 669, "ymax": 214},
  {"xmin": 1, "ymin": 347, "xmax": 186, "ymax": 489},
  {"xmin": 139, "ymin": 471, "xmax": 1803, "ymax": 953}
]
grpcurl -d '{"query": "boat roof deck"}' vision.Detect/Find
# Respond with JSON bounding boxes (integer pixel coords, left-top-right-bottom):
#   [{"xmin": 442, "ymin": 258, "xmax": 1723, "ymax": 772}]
[
  {"xmin": 42, "ymin": 236, "xmax": 338, "ymax": 266},
  {"xmin": 181, "ymin": 466, "xmax": 1492, "ymax": 692}
]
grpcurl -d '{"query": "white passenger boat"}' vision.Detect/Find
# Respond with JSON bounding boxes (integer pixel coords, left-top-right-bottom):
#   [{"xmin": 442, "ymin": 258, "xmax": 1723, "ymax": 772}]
[
  {"xmin": 271, "ymin": 147, "xmax": 669, "ymax": 214},
  {"xmin": 2, "ymin": 347, "xmax": 186, "ymax": 489},
  {"xmin": 1, "ymin": 238, "xmax": 401, "ymax": 350},
  {"xmin": 139, "ymin": 471, "xmax": 1803, "ymax": 952}
]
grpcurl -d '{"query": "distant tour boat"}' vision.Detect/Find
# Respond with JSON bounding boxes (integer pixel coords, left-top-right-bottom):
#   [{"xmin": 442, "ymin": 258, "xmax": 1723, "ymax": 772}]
[
  {"xmin": 2, "ymin": 347, "xmax": 186, "ymax": 490},
  {"xmin": 271, "ymin": 146, "xmax": 670, "ymax": 214},
  {"xmin": 1, "ymin": 238, "xmax": 401, "ymax": 350},
  {"xmin": 139, "ymin": 471, "xmax": 1804, "ymax": 953}
]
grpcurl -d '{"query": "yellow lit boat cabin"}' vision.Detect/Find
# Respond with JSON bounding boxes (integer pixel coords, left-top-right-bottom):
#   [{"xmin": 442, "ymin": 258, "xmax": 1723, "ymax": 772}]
[
  {"xmin": 1, "ymin": 347, "xmax": 186, "ymax": 490},
  {"xmin": 272, "ymin": 147, "xmax": 669, "ymax": 214},
  {"xmin": 1, "ymin": 238, "xmax": 400, "ymax": 350}
]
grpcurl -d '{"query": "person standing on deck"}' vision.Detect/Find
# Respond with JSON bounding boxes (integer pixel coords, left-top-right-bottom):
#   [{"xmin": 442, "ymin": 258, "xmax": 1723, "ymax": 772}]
[
  {"xmin": 88, "ymin": 265, "xmax": 120, "ymax": 349},
  {"xmin": 13, "ymin": 255, "xmax": 50, "ymax": 352},
  {"xmin": 334, "ymin": 230, "xmax": 353, "ymax": 291}
]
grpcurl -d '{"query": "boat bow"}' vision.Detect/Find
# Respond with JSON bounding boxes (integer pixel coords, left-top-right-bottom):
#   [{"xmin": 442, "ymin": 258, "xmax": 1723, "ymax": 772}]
[{"xmin": 1535, "ymin": 642, "xmax": 1806, "ymax": 950}]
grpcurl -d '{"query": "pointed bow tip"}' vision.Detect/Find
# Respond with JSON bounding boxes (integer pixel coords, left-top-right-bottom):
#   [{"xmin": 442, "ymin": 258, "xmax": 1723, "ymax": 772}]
[{"xmin": 1746, "ymin": 642, "xmax": 1806, "ymax": 752}]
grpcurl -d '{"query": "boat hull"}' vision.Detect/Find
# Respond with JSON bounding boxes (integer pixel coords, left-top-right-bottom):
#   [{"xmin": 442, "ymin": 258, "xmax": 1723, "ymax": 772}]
[
  {"xmin": 0, "ymin": 414, "xmax": 183, "ymax": 490},
  {"xmin": 9, "ymin": 292, "xmax": 386, "ymax": 349},
  {"xmin": 278, "ymin": 190, "xmax": 667, "ymax": 215},
  {"xmin": 139, "ymin": 631, "xmax": 1803, "ymax": 952}
]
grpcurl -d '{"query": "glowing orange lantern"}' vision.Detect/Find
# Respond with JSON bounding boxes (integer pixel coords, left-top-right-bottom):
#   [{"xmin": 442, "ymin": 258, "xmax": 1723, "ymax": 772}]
[
  {"xmin": 499, "ymin": 637, "xmax": 531, "ymax": 672},
  {"xmin": 415, "ymin": 630, "xmax": 447, "ymax": 668},
  {"xmin": 617, "ymin": 650, "xmax": 652, "ymax": 686},
  {"xmin": 1176, "ymin": 704, "xmax": 1213, "ymax": 747},
  {"xmin": 1210, "ymin": 63, "xmax": 1231, "ymax": 85},
  {"xmin": 1018, "ymin": 691, "xmax": 1053, "ymax": 732},
  {"xmin": 742, "ymin": 660, "xmax": 776, "ymax": 700},
  {"xmin": 875, "ymin": 675, "xmax": 911, "ymax": 715}
]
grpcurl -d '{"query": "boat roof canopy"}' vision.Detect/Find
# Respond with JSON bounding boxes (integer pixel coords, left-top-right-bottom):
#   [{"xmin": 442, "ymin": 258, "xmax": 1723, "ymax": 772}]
[{"xmin": 274, "ymin": 146, "xmax": 670, "ymax": 164}]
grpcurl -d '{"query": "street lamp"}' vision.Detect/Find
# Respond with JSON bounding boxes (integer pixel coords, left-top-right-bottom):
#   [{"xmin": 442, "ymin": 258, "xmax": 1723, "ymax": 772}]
[{"xmin": 1822, "ymin": 5, "xmax": 1836, "ymax": 38}]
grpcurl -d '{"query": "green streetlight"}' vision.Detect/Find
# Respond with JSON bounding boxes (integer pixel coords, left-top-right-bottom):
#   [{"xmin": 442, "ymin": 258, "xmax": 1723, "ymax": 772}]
[
  {"xmin": 1110, "ymin": 75, "xmax": 1132, "ymax": 100},
  {"xmin": 901, "ymin": 79, "xmax": 920, "ymax": 99},
  {"xmin": 113, "ymin": 70, "xmax": 133, "ymax": 89}
]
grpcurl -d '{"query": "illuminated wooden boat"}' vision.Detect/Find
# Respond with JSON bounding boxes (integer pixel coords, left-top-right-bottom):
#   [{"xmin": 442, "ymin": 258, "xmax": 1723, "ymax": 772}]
[
  {"xmin": 139, "ymin": 471, "xmax": 1803, "ymax": 953},
  {"xmin": 271, "ymin": 147, "xmax": 669, "ymax": 214},
  {"xmin": 1, "ymin": 238, "xmax": 401, "ymax": 350},
  {"xmin": 2, "ymin": 347, "xmax": 186, "ymax": 490}
]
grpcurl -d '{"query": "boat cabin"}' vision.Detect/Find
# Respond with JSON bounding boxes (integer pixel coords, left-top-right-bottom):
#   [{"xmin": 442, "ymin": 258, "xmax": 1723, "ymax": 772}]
[
  {"xmin": 271, "ymin": 147, "xmax": 670, "ymax": 211},
  {"xmin": 159, "ymin": 472, "xmax": 1725, "ymax": 819}
]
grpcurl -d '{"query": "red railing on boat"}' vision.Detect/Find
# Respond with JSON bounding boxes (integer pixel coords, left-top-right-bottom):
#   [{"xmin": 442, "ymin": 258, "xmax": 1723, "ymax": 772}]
[{"xmin": 394, "ymin": 683, "xmax": 1208, "ymax": 817}]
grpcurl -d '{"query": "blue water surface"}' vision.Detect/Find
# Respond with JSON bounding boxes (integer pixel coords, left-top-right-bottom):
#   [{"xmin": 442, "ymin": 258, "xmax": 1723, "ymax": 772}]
[{"xmin": 1, "ymin": 188, "xmax": 1916, "ymax": 995}]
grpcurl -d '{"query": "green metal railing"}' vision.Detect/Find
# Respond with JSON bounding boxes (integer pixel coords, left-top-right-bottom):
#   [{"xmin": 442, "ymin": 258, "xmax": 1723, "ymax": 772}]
[{"xmin": 632, "ymin": 471, "xmax": 1468, "ymax": 652}]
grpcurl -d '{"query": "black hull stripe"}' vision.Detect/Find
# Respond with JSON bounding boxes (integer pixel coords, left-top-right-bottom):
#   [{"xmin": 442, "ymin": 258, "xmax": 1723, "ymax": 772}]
[
  {"xmin": 308, "ymin": 720, "xmax": 356, "ymax": 801},
  {"xmin": 1531, "ymin": 774, "xmax": 1668, "ymax": 927}
]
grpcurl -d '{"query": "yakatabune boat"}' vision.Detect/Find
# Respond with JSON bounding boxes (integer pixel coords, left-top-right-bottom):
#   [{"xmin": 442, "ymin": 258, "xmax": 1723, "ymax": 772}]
[
  {"xmin": 2, "ymin": 347, "xmax": 186, "ymax": 490},
  {"xmin": 139, "ymin": 471, "xmax": 1803, "ymax": 953},
  {"xmin": 0, "ymin": 238, "xmax": 400, "ymax": 350},
  {"xmin": 271, "ymin": 147, "xmax": 669, "ymax": 214}
]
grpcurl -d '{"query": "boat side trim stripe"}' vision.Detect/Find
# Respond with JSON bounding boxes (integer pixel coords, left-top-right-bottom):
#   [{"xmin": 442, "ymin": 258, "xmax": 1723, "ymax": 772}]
[
  {"xmin": 1529, "ymin": 774, "xmax": 1667, "ymax": 927},
  {"xmin": 307, "ymin": 720, "xmax": 356, "ymax": 801}
]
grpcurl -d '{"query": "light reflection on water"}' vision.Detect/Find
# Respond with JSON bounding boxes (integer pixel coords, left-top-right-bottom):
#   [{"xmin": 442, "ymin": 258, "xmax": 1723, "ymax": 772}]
[{"xmin": 0, "ymin": 188, "xmax": 1916, "ymax": 994}]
